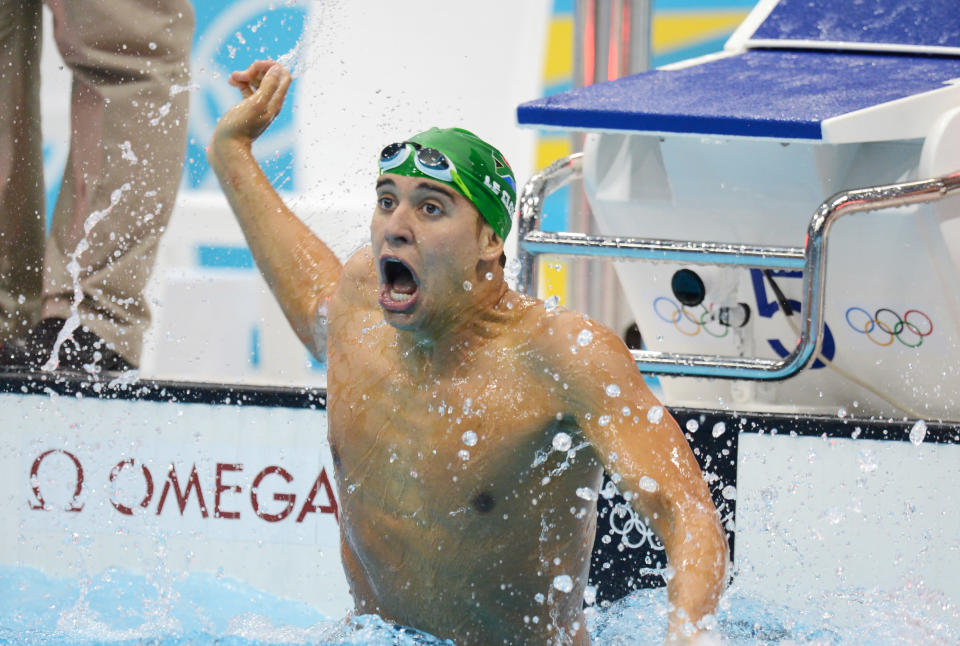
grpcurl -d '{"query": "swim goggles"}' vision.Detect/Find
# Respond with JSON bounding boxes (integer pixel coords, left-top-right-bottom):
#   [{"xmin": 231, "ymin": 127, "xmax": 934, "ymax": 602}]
[{"xmin": 378, "ymin": 141, "xmax": 473, "ymax": 201}]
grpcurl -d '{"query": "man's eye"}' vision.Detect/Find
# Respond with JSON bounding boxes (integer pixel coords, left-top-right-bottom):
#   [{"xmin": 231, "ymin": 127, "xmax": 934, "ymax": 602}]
[
  {"xmin": 378, "ymin": 196, "xmax": 395, "ymax": 209},
  {"xmin": 422, "ymin": 202, "xmax": 443, "ymax": 216}
]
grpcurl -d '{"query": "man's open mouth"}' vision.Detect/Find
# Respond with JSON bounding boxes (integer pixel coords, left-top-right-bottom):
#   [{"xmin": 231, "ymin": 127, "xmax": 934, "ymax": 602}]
[{"xmin": 379, "ymin": 257, "xmax": 420, "ymax": 312}]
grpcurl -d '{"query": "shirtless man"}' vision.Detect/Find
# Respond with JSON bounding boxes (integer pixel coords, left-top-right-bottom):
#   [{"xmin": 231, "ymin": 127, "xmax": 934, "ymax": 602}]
[{"xmin": 209, "ymin": 60, "xmax": 728, "ymax": 646}]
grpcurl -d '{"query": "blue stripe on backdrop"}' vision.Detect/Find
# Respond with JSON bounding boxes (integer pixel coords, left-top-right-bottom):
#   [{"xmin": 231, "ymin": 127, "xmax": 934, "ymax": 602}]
[
  {"xmin": 196, "ymin": 245, "xmax": 254, "ymax": 269},
  {"xmin": 250, "ymin": 326, "xmax": 261, "ymax": 367},
  {"xmin": 542, "ymin": 187, "xmax": 571, "ymax": 233}
]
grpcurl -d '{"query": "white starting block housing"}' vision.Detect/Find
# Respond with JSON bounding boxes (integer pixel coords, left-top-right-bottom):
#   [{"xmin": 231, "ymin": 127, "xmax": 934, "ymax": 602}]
[{"xmin": 518, "ymin": 0, "xmax": 960, "ymax": 421}]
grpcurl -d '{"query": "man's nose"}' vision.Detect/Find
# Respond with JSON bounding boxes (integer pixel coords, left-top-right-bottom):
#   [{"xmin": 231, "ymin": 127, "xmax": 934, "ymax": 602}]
[{"xmin": 383, "ymin": 204, "xmax": 414, "ymax": 246}]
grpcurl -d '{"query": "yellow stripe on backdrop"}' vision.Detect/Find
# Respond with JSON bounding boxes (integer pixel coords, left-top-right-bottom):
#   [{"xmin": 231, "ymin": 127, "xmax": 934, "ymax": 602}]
[
  {"xmin": 652, "ymin": 11, "xmax": 748, "ymax": 55},
  {"xmin": 534, "ymin": 4, "xmax": 575, "ymax": 305},
  {"xmin": 542, "ymin": 14, "xmax": 574, "ymax": 84}
]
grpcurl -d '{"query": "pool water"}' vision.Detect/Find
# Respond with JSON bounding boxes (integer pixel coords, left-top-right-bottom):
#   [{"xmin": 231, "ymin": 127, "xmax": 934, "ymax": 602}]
[{"xmin": 3, "ymin": 564, "xmax": 957, "ymax": 645}]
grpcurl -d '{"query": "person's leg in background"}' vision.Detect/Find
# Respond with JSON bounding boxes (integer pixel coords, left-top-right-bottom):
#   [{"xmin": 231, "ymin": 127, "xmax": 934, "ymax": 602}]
[
  {"xmin": 2, "ymin": 0, "xmax": 194, "ymax": 373},
  {"xmin": 0, "ymin": 1, "xmax": 46, "ymax": 347}
]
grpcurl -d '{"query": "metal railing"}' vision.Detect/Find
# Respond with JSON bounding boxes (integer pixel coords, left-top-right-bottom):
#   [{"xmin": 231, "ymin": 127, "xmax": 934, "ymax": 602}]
[{"xmin": 516, "ymin": 153, "xmax": 960, "ymax": 380}]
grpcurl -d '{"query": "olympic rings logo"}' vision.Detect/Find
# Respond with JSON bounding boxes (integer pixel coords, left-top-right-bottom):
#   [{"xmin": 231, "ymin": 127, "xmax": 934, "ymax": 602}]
[
  {"xmin": 607, "ymin": 502, "xmax": 664, "ymax": 551},
  {"xmin": 652, "ymin": 297, "xmax": 728, "ymax": 338},
  {"xmin": 845, "ymin": 307, "xmax": 933, "ymax": 348}
]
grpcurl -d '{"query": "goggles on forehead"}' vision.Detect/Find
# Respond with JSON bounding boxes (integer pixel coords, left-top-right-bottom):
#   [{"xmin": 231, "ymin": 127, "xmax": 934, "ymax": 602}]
[{"xmin": 378, "ymin": 141, "xmax": 473, "ymax": 201}]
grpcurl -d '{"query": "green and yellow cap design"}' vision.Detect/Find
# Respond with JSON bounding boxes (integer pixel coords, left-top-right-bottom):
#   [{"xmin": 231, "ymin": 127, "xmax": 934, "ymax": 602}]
[{"xmin": 378, "ymin": 127, "xmax": 516, "ymax": 240}]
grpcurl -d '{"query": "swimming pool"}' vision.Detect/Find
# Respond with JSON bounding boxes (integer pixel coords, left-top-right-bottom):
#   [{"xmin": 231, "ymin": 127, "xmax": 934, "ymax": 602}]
[
  {"xmin": 4, "ymin": 562, "xmax": 957, "ymax": 644},
  {"xmin": 3, "ymin": 374, "xmax": 959, "ymax": 645}
]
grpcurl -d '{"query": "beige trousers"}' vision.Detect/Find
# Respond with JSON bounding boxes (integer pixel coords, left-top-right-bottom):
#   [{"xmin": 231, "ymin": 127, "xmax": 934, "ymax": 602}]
[{"xmin": 0, "ymin": 0, "xmax": 193, "ymax": 366}]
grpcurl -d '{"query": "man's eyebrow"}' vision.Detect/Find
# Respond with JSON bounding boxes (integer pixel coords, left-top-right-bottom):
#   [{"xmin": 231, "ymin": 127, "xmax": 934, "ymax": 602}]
[
  {"xmin": 416, "ymin": 182, "xmax": 457, "ymax": 202},
  {"xmin": 375, "ymin": 177, "xmax": 395, "ymax": 190}
]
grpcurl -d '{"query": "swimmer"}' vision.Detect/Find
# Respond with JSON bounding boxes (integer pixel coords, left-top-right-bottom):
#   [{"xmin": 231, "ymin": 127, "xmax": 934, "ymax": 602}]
[{"xmin": 209, "ymin": 60, "xmax": 728, "ymax": 646}]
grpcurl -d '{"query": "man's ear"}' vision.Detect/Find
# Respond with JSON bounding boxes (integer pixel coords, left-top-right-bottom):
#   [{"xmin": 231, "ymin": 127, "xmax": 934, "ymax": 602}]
[{"xmin": 478, "ymin": 224, "xmax": 504, "ymax": 263}]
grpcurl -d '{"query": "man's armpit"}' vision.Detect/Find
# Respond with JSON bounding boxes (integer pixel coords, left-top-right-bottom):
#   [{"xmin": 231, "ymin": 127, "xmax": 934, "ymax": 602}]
[{"xmin": 335, "ymin": 246, "xmax": 379, "ymax": 307}]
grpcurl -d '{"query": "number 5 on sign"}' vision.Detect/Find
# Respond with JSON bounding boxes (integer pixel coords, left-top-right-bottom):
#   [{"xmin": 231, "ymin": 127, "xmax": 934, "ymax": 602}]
[{"xmin": 749, "ymin": 269, "xmax": 836, "ymax": 369}]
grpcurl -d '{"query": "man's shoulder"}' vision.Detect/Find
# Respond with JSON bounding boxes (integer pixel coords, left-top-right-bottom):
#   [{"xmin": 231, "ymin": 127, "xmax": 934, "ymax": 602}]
[{"xmin": 515, "ymin": 299, "xmax": 620, "ymax": 366}]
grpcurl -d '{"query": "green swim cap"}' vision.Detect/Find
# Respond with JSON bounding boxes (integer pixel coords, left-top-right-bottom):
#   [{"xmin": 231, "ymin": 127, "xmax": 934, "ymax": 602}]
[{"xmin": 377, "ymin": 127, "xmax": 516, "ymax": 240}]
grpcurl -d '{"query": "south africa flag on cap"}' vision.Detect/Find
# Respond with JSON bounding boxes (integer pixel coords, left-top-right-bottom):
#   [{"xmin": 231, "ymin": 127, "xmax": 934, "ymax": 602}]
[{"xmin": 493, "ymin": 151, "xmax": 516, "ymax": 192}]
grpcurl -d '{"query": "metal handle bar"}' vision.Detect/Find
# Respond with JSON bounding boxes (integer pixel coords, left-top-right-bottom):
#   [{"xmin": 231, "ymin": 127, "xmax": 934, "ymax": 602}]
[{"xmin": 516, "ymin": 153, "xmax": 960, "ymax": 380}]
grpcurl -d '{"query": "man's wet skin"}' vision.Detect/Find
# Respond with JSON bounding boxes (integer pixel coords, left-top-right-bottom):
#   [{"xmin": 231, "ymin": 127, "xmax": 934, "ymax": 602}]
[
  {"xmin": 327, "ymin": 176, "xmax": 599, "ymax": 644},
  {"xmin": 209, "ymin": 61, "xmax": 728, "ymax": 646},
  {"xmin": 331, "ymin": 277, "xmax": 602, "ymax": 645}
]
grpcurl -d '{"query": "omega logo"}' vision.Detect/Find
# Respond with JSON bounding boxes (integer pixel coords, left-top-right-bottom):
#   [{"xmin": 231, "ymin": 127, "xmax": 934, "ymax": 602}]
[{"xmin": 29, "ymin": 449, "xmax": 339, "ymax": 523}]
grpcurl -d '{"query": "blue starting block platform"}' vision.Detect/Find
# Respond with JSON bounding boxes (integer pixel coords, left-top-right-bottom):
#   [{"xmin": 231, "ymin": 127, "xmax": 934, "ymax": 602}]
[
  {"xmin": 517, "ymin": 0, "xmax": 960, "ymax": 142},
  {"xmin": 742, "ymin": 0, "xmax": 960, "ymax": 55}
]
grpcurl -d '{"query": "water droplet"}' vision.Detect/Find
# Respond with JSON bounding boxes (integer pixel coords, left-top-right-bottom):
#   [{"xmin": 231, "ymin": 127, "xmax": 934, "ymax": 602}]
[
  {"xmin": 552, "ymin": 432, "xmax": 572, "ymax": 452},
  {"xmin": 686, "ymin": 418, "xmax": 699, "ymax": 432},
  {"xmin": 857, "ymin": 448, "xmax": 878, "ymax": 473},
  {"xmin": 485, "ymin": 272, "xmax": 494, "ymax": 280},
  {"xmin": 621, "ymin": 406, "xmax": 631, "ymax": 417},
  {"xmin": 505, "ymin": 258, "xmax": 522, "ymax": 283},
  {"xmin": 600, "ymin": 481, "xmax": 617, "ymax": 499},
  {"xmin": 722, "ymin": 485, "xmax": 737, "ymax": 500},
  {"xmin": 544, "ymin": 295, "xmax": 559, "ymax": 311},
  {"xmin": 605, "ymin": 384, "xmax": 621, "ymax": 398},
  {"xmin": 463, "ymin": 280, "xmax": 473, "ymax": 291},
  {"xmin": 663, "ymin": 564, "xmax": 676, "ymax": 581},
  {"xmin": 148, "ymin": 41, "xmax": 157, "ymax": 50},
  {"xmin": 712, "ymin": 422, "xmax": 726, "ymax": 438},
  {"xmin": 576, "ymin": 329, "xmax": 593, "ymax": 347},
  {"xmin": 576, "ymin": 487, "xmax": 597, "ymax": 501},
  {"xmin": 909, "ymin": 420, "xmax": 927, "ymax": 446},
  {"xmin": 534, "ymin": 592, "xmax": 545, "ymax": 604},
  {"xmin": 638, "ymin": 476, "xmax": 658, "ymax": 492},
  {"xmin": 646, "ymin": 406, "xmax": 664, "ymax": 424},
  {"xmin": 598, "ymin": 415, "xmax": 611, "ymax": 427},
  {"xmin": 458, "ymin": 450, "xmax": 470, "ymax": 460},
  {"xmin": 552, "ymin": 574, "xmax": 573, "ymax": 593},
  {"xmin": 583, "ymin": 585, "xmax": 597, "ymax": 605},
  {"xmin": 837, "ymin": 407, "xmax": 848, "ymax": 419},
  {"xmin": 461, "ymin": 430, "xmax": 478, "ymax": 446}
]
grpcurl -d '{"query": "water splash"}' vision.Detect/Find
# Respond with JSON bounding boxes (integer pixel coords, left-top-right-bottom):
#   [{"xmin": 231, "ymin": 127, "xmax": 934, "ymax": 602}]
[
  {"xmin": 552, "ymin": 575, "xmax": 574, "ymax": 593},
  {"xmin": 504, "ymin": 257, "xmax": 522, "ymax": 287},
  {"xmin": 43, "ymin": 184, "xmax": 132, "ymax": 373},
  {"xmin": 5, "ymin": 565, "xmax": 958, "ymax": 645},
  {"xmin": 551, "ymin": 432, "xmax": 572, "ymax": 452},
  {"xmin": 646, "ymin": 406, "xmax": 664, "ymax": 424},
  {"xmin": 909, "ymin": 420, "xmax": 927, "ymax": 446}
]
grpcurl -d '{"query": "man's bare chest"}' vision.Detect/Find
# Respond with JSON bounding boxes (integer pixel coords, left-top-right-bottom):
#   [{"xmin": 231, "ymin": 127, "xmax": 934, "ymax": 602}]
[{"xmin": 326, "ymin": 339, "xmax": 572, "ymax": 525}]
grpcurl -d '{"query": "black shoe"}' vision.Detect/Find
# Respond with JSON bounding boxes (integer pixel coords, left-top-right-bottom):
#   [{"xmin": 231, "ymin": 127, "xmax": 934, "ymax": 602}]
[{"xmin": 0, "ymin": 317, "xmax": 134, "ymax": 374}]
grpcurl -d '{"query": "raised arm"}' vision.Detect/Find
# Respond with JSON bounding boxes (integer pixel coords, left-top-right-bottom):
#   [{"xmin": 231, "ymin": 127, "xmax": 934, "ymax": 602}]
[
  {"xmin": 547, "ymin": 314, "xmax": 728, "ymax": 644},
  {"xmin": 207, "ymin": 61, "xmax": 342, "ymax": 358}
]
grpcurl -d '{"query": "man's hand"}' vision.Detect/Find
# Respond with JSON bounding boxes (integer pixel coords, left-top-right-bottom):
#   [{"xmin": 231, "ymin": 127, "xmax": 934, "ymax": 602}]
[{"xmin": 211, "ymin": 60, "xmax": 292, "ymax": 150}]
